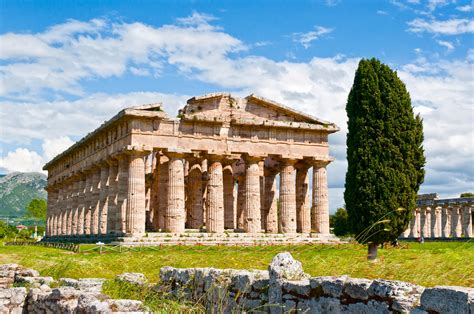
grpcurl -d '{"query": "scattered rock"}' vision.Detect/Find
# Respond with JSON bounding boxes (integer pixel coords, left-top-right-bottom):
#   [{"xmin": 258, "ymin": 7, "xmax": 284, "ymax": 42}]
[
  {"xmin": 116, "ymin": 272, "xmax": 148, "ymax": 286},
  {"xmin": 420, "ymin": 286, "xmax": 474, "ymax": 314}
]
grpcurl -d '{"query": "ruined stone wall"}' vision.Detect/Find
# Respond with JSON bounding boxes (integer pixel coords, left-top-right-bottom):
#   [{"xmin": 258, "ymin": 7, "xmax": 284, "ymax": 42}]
[{"xmin": 159, "ymin": 252, "xmax": 474, "ymax": 314}]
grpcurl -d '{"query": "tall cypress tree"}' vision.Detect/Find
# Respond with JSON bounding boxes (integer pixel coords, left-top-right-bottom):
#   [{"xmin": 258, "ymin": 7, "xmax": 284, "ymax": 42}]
[{"xmin": 345, "ymin": 58, "xmax": 425, "ymax": 260}]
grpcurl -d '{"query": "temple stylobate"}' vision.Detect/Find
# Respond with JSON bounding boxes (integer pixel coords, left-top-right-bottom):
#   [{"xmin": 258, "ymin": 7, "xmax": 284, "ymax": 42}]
[{"xmin": 43, "ymin": 93, "xmax": 339, "ymax": 243}]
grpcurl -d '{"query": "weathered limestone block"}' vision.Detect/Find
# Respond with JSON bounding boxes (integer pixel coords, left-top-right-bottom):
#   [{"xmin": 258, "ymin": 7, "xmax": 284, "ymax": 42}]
[
  {"xmin": 268, "ymin": 252, "xmax": 308, "ymax": 314},
  {"xmin": 368, "ymin": 279, "xmax": 424, "ymax": 312},
  {"xmin": 0, "ymin": 264, "xmax": 40, "ymax": 288},
  {"xmin": 116, "ymin": 272, "xmax": 147, "ymax": 286},
  {"xmin": 311, "ymin": 276, "xmax": 348, "ymax": 298},
  {"xmin": 231, "ymin": 270, "xmax": 269, "ymax": 294},
  {"xmin": 342, "ymin": 300, "xmax": 390, "ymax": 314},
  {"xmin": 420, "ymin": 286, "xmax": 474, "ymax": 314},
  {"xmin": 60, "ymin": 277, "xmax": 105, "ymax": 293},
  {"xmin": 0, "ymin": 287, "xmax": 27, "ymax": 314},
  {"xmin": 282, "ymin": 279, "xmax": 311, "ymax": 297},
  {"xmin": 343, "ymin": 277, "xmax": 372, "ymax": 301}
]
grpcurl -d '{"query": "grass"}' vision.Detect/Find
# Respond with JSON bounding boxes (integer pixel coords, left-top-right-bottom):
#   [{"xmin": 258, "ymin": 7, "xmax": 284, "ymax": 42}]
[{"xmin": 0, "ymin": 241, "xmax": 473, "ymax": 288}]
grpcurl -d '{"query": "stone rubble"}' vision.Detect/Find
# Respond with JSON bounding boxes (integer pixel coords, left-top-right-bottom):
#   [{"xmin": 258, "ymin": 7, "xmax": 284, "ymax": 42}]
[
  {"xmin": 1, "ymin": 253, "xmax": 473, "ymax": 313},
  {"xmin": 0, "ymin": 264, "xmax": 146, "ymax": 313}
]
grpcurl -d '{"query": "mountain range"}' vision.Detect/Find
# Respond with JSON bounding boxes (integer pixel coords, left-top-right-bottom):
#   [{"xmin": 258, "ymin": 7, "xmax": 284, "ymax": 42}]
[{"xmin": 0, "ymin": 172, "xmax": 47, "ymax": 217}]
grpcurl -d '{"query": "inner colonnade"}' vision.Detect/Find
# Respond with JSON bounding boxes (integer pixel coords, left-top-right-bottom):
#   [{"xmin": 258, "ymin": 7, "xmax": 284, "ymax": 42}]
[{"xmin": 43, "ymin": 93, "xmax": 339, "ymax": 240}]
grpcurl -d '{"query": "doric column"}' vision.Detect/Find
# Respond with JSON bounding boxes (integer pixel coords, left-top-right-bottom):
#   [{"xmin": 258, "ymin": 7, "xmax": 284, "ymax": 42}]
[
  {"xmin": 420, "ymin": 207, "xmax": 431, "ymax": 238},
  {"xmin": 206, "ymin": 156, "xmax": 224, "ymax": 233},
  {"xmin": 115, "ymin": 155, "xmax": 129, "ymax": 235},
  {"xmin": 57, "ymin": 186, "xmax": 64, "ymax": 235},
  {"xmin": 463, "ymin": 206, "xmax": 473, "ymax": 238},
  {"xmin": 70, "ymin": 179, "xmax": 79, "ymax": 236},
  {"xmin": 431, "ymin": 207, "xmax": 438, "ymax": 238},
  {"xmin": 236, "ymin": 175, "xmax": 246, "ymax": 230},
  {"xmin": 106, "ymin": 159, "xmax": 118, "ymax": 234},
  {"xmin": 259, "ymin": 161, "xmax": 266, "ymax": 230},
  {"xmin": 157, "ymin": 156, "xmax": 169, "ymax": 230},
  {"xmin": 441, "ymin": 207, "xmax": 450, "ymax": 238},
  {"xmin": 89, "ymin": 167, "xmax": 101, "ymax": 235},
  {"xmin": 408, "ymin": 210, "xmax": 417, "ymax": 238},
  {"xmin": 415, "ymin": 210, "xmax": 421, "ymax": 238},
  {"xmin": 244, "ymin": 156, "xmax": 262, "ymax": 233},
  {"xmin": 149, "ymin": 152, "xmax": 160, "ymax": 231},
  {"xmin": 76, "ymin": 175, "xmax": 86, "ymax": 236},
  {"xmin": 201, "ymin": 159, "xmax": 208, "ymax": 226},
  {"xmin": 263, "ymin": 169, "xmax": 278, "ymax": 233},
  {"xmin": 64, "ymin": 183, "xmax": 72, "ymax": 235},
  {"xmin": 187, "ymin": 162, "xmax": 203, "ymax": 229},
  {"xmin": 223, "ymin": 164, "xmax": 235, "ymax": 230},
  {"xmin": 83, "ymin": 172, "xmax": 93, "ymax": 235},
  {"xmin": 46, "ymin": 189, "xmax": 55, "ymax": 236},
  {"xmin": 296, "ymin": 163, "xmax": 311, "ymax": 234},
  {"xmin": 280, "ymin": 159, "xmax": 297, "ymax": 234},
  {"xmin": 452, "ymin": 207, "xmax": 462, "ymax": 238},
  {"xmin": 312, "ymin": 161, "xmax": 330, "ymax": 234},
  {"xmin": 126, "ymin": 151, "xmax": 147, "ymax": 236},
  {"xmin": 98, "ymin": 162, "xmax": 110, "ymax": 235},
  {"xmin": 165, "ymin": 152, "xmax": 186, "ymax": 233}
]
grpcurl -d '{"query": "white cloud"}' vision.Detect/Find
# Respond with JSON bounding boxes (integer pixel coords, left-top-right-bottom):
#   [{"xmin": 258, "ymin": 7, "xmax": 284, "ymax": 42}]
[
  {"xmin": 293, "ymin": 26, "xmax": 333, "ymax": 49},
  {"xmin": 456, "ymin": 4, "xmax": 473, "ymax": 12},
  {"xmin": 436, "ymin": 39, "xmax": 454, "ymax": 51},
  {"xmin": 377, "ymin": 10, "xmax": 389, "ymax": 15},
  {"xmin": 0, "ymin": 16, "xmax": 244, "ymax": 98},
  {"xmin": 407, "ymin": 18, "xmax": 474, "ymax": 35},
  {"xmin": 42, "ymin": 136, "xmax": 75, "ymax": 162},
  {"xmin": 0, "ymin": 148, "xmax": 43, "ymax": 173}
]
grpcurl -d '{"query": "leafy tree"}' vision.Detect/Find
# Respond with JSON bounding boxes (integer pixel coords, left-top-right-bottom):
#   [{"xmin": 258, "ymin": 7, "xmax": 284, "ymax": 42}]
[
  {"xmin": 25, "ymin": 198, "xmax": 47, "ymax": 221},
  {"xmin": 344, "ymin": 58, "xmax": 425, "ymax": 260},
  {"xmin": 460, "ymin": 193, "xmax": 474, "ymax": 198},
  {"xmin": 330, "ymin": 208, "xmax": 351, "ymax": 236}
]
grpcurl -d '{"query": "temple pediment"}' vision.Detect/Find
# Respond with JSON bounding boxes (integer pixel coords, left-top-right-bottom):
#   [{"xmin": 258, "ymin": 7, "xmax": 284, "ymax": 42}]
[{"xmin": 180, "ymin": 93, "xmax": 338, "ymax": 132}]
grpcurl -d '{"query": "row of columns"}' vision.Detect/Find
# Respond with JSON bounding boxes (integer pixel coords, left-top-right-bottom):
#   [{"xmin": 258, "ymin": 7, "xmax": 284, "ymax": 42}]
[
  {"xmin": 46, "ymin": 151, "xmax": 331, "ymax": 237},
  {"xmin": 401, "ymin": 206, "xmax": 473, "ymax": 239}
]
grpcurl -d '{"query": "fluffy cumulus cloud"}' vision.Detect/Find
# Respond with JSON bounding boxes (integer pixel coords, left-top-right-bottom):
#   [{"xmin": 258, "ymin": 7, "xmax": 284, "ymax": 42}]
[
  {"xmin": 0, "ymin": 14, "xmax": 473, "ymax": 210},
  {"xmin": 407, "ymin": 18, "xmax": 474, "ymax": 35}
]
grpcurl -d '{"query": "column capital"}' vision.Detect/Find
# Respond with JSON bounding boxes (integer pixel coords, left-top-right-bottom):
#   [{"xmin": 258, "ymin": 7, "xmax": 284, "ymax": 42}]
[
  {"xmin": 105, "ymin": 158, "xmax": 118, "ymax": 167},
  {"xmin": 164, "ymin": 148, "xmax": 191, "ymax": 159},
  {"xmin": 310, "ymin": 157, "xmax": 335, "ymax": 168},
  {"xmin": 243, "ymin": 153, "xmax": 266, "ymax": 163}
]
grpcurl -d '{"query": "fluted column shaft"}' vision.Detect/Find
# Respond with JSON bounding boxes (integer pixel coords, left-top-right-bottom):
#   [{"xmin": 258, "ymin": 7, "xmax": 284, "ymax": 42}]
[
  {"xmin": 76, "ymin": 177, "xmax": 86, "ymax": 235},
  {"xmin": 296, "ymin": 165, "xmax": 311, "ymax": 234},
  {"xmin": 441, "ymin": 207, "xmax": 451, "ymax": 238},
  {"xmin": 409, "ymin": 212, "xmax": 417, "ymax": 238},
  {"xmin": 157, "ymin": 157, "xmax": 169, "ymax": 230},
  {"xmin": 244, "ymin": 157, "xmax": 262, "ymax": 233},
  {"xmin": 463, "ymin": 206, "xmax": 472, "ymax": 238},
  {"xmin": 452, "ymin": 207, "xmax": 462, "ymax": 238},
  {"xmin": 83, "ymin": 174, "xmax": 93, "ymax": 235},
  {"xmin": 106, "ymin": 161, "xmax": 118, "ymax": 234},
  {"xmin": 223, "ymin": 166, "xmax": 235, "ymax": 230},
  {"xmin": 312, "ymin": 163, "xmax": 329, "ymax": 234},
  {"xmin": 420, "ymin": 208, "xmax": 431, "ymax": 238},
  {"xmin": 70, "ymin": 180, "xmax": 79, "ymax": 236},
  {"xmin": 431, "ymin": 207, "xmax": 440, "ymax": 238},
  {"xmin": 126, "ymin": 153, "xmax": 147, "ymax": 236},
  {"xmin": 89, "ymin": 168, "xmax": 101, "ymax": 235},
  {"xmin": 187, "ymin": 163, "xmax": 203, "ymax": 229},
  {"xmin": 150, "ymin": 153, "xmax": 160, "ymax": 231},
  {"xmin": 63, "ymin": 184, "xmax": 70, "ymax": 235},
  {"xmin": 236, "ymin": 175, "xmax": 246, "ymax": 230},
  {"xmin": 280, "ymin": 160, "xmax": 297, "ymax": 233},
  {"xmin": 264, "ymin": 171, "xmax": 278, "ymax": 233},
  {"xmin": 206, "ymin": 158, "xmax": 224, "ymax": 233},
  {"xmin": 56, "ymin": 187, "xmax": 64, "ymax": 235},
  {"xmin": 165, "ymin": 155, "xmax": 185, "ymax": 233},
  {"xmin": 98, "ymin": 163, "xmax": 110, "ymax": 235},
  {"xmin": 116, "ymin": 156, "xmax": 129, "ymax": 234}
]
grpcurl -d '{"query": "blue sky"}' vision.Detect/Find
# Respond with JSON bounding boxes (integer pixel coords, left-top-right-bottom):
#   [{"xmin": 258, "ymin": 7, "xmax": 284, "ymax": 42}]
[{"xmin": 0, "ymin": 0, "xmax": 473, "ymax": 212}]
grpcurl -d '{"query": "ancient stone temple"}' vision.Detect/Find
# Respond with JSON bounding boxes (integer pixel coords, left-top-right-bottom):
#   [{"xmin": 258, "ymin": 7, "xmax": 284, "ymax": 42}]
[
  {"xmin": 401, "ymin": 194, "xmax": 473, "ymax": 239},
  {"xmin": 43, "ymin": 93, "xmax": 339, "ymax": 243}
]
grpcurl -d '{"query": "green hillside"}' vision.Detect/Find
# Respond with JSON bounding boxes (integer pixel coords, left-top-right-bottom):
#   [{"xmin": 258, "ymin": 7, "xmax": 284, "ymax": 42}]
[{"xmin": 0, "ymin": 172, "xmax": 47, "ymax": 217}]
